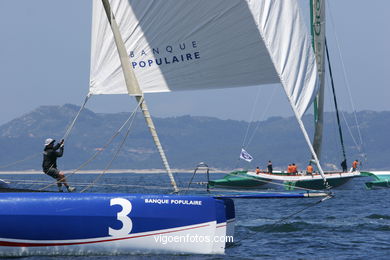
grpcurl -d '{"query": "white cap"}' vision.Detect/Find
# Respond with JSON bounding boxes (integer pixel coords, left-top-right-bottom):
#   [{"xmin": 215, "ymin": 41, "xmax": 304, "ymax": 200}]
[{"xmin": 44, "ymin": 138, "xmax": 54, "ymax": 146}]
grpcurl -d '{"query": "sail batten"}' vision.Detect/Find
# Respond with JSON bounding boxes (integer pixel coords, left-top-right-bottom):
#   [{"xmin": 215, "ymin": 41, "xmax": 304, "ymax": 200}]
[{"xmin": 90, "ymin": 0, "xmax": 318, "ymax": 118}]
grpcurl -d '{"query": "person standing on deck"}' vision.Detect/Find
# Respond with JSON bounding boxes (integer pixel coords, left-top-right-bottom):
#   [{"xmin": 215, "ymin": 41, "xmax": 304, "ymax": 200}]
[
  {"xmin": 267, "ymin": 161, "xmax": 273, "ymax": 174},
  {"xmin": 42, "ymin": 138, "xmax": 75, "ymax": 192},
  {"xmin": 341, "ymin": 159, "xmax": 348, "ymax": 172},
  {"xmin": 352, "ymin": 160, "xmax": 359, "ymax": 172},
  {"xmin": 306, "ymin": 163, "xmax": 314, "ymax": 175},
  {"xmin": 291, "ymin": 163, "xmax": 298, "ymax": 174}
]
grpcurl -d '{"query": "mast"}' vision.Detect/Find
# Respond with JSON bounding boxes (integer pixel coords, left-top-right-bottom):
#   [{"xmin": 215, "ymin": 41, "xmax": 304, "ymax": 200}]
[
  {"xmin": 310, "ymin": 0, "xmax": 326, "ymax": 160},
  {"xmin": 101, "ymin": 0, "xmax": 179, "ymax": 193}
]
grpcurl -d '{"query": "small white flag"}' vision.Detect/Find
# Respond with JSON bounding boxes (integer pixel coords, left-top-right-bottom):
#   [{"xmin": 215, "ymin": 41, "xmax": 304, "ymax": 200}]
[{"xmin": 240, "ymin": 148, "xmax": 253, "ymax": 162}]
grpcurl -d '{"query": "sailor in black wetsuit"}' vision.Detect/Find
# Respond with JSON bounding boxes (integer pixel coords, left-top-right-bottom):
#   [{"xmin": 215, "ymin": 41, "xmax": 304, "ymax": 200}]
[{"xmin": 42, "ymin": 138, "xmax": 75, "ymax": 192}]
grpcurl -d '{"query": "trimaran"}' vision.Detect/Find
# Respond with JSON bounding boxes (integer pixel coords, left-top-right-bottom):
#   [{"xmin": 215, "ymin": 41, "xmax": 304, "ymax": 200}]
[{"xmin": 0, "ymin": 0, "xmax": 334, "ymax": 256}]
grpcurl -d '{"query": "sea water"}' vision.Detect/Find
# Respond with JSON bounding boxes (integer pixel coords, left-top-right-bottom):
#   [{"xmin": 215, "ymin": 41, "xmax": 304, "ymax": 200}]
[{"xmin": 1, "ymin": 172, "xmax": 389, "ymax": 259}]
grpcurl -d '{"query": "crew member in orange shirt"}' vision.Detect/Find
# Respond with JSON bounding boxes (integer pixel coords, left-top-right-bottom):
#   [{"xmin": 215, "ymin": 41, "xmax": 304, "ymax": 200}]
[
  {"xmin": 256, "ymin": 167, "xmax": 261, "ymax": 174},
  {"xmin": 352, "ymin": 160, "xmax": 359, "ymax": 172},
  {"xmin": 291, "ymin": 163, "xmax": 298, "ymax": 174}
]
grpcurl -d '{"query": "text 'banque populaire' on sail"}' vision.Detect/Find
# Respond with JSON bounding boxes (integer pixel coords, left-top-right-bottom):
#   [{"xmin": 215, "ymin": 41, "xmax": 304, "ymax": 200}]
[{"xmin": 129, "ymin": 40, "xmax": 200, "ymax": 69}]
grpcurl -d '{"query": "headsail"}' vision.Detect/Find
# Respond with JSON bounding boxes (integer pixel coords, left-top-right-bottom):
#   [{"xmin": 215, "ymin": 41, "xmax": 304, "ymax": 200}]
[{"xmin": 90, "ymin": 0, "xmax": 318, "ymax": 118}]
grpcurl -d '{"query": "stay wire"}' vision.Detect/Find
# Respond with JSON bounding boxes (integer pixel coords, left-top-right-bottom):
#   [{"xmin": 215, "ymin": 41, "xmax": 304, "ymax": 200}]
[
  {"xmin": 327, "ymin": 2, "xmax": 366, "ymax": 161},
  {"xmin": 235, "ymin": 88, "xmax": 262, "ymax": 169},
  {"xmin": 0, "ymin": 153, "xmax": 41, "ymax": 169},
  {"xmin": 324, "ymin": 61, "xmax": 343, "ymax": 163},
  {"xmin": 236, "ymin": 194, "xmax": 333, "ymax": 244},
  {"xmin": 241, "ymin": 87, "xmax": 262, "ymax": 149},
  {"xmin": 62, "ymin": 94, "xmax": 90, "ymax": 142},
  {"xmin": 80, "ymin": 104, "xmax": 139, "ymax": 193},
  {"xmin": 246, "ymin": 87, "xmax": 277, "ymax": 146},
  {"xmin": 3, "ymin": 177, "xmax": 333, "ymax": 196}
]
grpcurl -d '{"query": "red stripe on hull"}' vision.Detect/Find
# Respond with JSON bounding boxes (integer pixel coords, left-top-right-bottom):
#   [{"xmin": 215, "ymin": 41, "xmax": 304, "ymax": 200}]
[{"xmin": 0, "ymin": 224, "xmax": 210, "ymax": 247}]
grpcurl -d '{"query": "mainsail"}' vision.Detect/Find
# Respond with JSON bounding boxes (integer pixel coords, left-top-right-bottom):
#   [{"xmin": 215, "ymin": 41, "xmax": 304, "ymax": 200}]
[{"xmin": 90, "ymin": 0, "xmax": 318, "ymax": 118}]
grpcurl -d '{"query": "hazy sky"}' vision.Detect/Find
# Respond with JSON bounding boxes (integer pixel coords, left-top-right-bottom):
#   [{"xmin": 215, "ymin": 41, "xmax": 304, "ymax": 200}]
[{"xmin": 0, "ymin": 0, "xmax": 389, "ymax": 125}]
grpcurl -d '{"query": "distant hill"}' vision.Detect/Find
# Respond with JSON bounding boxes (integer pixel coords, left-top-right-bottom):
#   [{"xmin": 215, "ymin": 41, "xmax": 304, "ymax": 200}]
[{"xmin": 0, "ymin": 104, "xmax": 389, "ymax": 171}]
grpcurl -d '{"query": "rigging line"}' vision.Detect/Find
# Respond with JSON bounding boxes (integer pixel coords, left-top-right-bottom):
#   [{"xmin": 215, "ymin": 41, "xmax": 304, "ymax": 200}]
[
  {"xmin": 327, "ymin": 2, "xmax": 366, "ymax": 156},
  {"xmin": 3, "ymin": 177, "xmax": 331, "ymax": 195},
  {"xmin": 236, "ymin": 194, "xmax": 333, "ymax": 244},
  {"xmin": 38, "ymin": 100, "xmax": 143, "ymax": 191},
  {"xmin": 3, "ymin": 170, "xmax": 324, "ymax": 194},
  {"xmin": 62, "ymin": 94, "xmax": 91, "ymax": 142},
  {"xmin": 241, "ymin": 87, "xmax": 262, "ymax": 149},
  {"xmin": 269, "ymin": 194, "xmax": 333, "ymax": 227},
  {"xmin": 80, "ymin": 105, "xmax": 139, "ymax": 193},
  {"xmin": 0, "ymin": 153, "xmax": 41, "ymax": 169},
  {"xmin": 324, "ymin": 74, "xmax": 339, "ymax": 151},
  {"xmin": 339, "ymin": 110, "xmax": 366, "ymax": 161},
  {"xmin": 246, "ymin": 87, "xmax": 277, "ymax": 147},
  {"xmin": 60, "ymin": 94, "xmax": 90, "ymax": 173},
  {"xmin": 235, "ymin": 88, "xmax": 262, "ymax": 168},
  {"xmin": 325, "ymin": 38, "xmax": 347, "ymax": 161}
]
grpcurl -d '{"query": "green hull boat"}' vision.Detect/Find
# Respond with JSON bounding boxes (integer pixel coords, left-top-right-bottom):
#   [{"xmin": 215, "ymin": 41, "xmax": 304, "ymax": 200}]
[
  {"xmin": 209, "ymin": 170, "xmax": 360, "ymax": 190},
  {"xmin": 209, "ymin": 171, "xmax": 267, "ymax": 188},
  {"xmin": 361, "ymin": 171, "xmax": 390, "ymax": 189}
]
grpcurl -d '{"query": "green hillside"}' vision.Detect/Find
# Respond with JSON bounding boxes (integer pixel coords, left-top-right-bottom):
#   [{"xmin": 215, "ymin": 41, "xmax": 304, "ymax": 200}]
[{"xmin": 0, "ymin": 104, "xmax": 388, "ymax": 171}]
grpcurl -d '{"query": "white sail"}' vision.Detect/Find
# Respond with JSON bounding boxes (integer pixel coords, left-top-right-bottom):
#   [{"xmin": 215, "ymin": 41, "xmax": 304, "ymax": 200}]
[{"xmin": 90, "ymin": 0, "xmax": 318, "ymax": 118}]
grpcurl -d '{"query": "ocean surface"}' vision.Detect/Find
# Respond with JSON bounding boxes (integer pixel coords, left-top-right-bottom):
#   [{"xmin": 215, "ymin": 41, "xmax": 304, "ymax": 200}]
[{"xmin": 1, "ymin": 172, "xmax": 389, "ymax": 259}]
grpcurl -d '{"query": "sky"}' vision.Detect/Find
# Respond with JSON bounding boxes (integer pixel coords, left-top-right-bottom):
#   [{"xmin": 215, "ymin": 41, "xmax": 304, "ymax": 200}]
[{"xmin": 0, "ymin": 0, "xmax": 389, "ymax": 125}]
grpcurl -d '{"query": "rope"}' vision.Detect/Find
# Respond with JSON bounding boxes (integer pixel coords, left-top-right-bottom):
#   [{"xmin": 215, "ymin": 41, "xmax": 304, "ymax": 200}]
[
  {"xmin": 327, "ymin": 2, "xmax": 366, "ymax": 162},
  {"xmin": 236, "ymin": 87, "xmax": 277, "ymax": 169},
  {"xmin": 234, "ymin": 88, "xmax": 262, "ymax": 168},
  {"xmin": 325, "ymin": 39, "xmax": 347, "ymax": 162},
  {"xmin": 236, "ymin": 194, "xmax": 333, "ymax": 243},
  {"xmin": 246, "ymin": 87, "xmax": 277, "ymax": 146},
  {"xmin": 62, "ymin": 94, "xmax": 90, "ymax": 142},
  {"xmin": 268, "ymin": 194, "xmax": 333, "ymax": 226},
  {"xmin": 340, "ymin": 111, "xmax": 367, "ymax": 164},
  {"xmin": 2, "ymin": 176, "xmax": 333, "ymax": 195},
  {"xmin": 0, "ymin": 153, "xmax": 41, "ymax": 169},
  {"xmin": 241, "ymin": 87, "xmax": 262, "ymax": 149},
  {"xmin": 38, "ymin": 99, "xmax": 143, "ymax": 191},
  {"xmin": 80, "ymin": 103, "xmax": 139, "ymax": 192}
]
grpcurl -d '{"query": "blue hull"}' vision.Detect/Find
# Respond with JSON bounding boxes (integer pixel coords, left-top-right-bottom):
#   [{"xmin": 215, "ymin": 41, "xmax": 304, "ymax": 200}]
[{"xmin": 0, "ymin": 193, "xmax": 235, "ymax": 256}]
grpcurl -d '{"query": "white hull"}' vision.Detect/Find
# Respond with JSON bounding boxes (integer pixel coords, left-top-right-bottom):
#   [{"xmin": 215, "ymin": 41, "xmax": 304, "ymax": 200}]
[{"xmin": 247, "ymin": 171, "xmax": 361, "ymax": 182}]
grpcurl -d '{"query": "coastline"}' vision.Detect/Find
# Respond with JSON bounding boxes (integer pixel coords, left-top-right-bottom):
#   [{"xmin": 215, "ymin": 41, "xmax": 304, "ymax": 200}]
[{"xmin": 0, "ymin": 169, "xmax": 231, "ymax": 175}]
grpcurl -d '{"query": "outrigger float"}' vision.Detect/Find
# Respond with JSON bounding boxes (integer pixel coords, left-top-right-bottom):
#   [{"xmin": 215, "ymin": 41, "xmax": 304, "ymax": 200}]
[{"xmin": 361, "ymin": 171, "xmax": 390, "ymax": 189}]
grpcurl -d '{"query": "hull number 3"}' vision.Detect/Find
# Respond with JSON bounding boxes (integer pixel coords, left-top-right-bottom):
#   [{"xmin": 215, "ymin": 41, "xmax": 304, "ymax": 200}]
[{"xmin": 109, "ymin": 198, "xmax": 133, "ymax": 237}]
